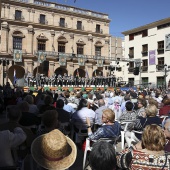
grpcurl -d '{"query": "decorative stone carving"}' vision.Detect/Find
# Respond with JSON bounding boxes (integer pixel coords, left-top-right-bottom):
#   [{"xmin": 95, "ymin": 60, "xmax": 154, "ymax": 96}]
[
  {"xmin": 32, "ymin": 8, "xmax": 35, "ymax": 13},
  {"xmin": 6, "ymin": 4, "xmax": 10, "ymax": 9},
  {"xmin": 27, "ymin": 8, "xmax": 31, "ymax": 12},
  {"xmin": 50, "ymin": 30, "xmax": 55, "ymax": 36},
  {"xmin": 2, "ymin": 3, "xmax": 5, "ymax": 8},
  {"xmin": 69, "ymin": 33, "xmax": 74, "ymax": 39},
  {"xmin": 1, "ymin": 22, "xmax": 9, "ymax": 31},
  {"xmin": 27, "ymin": 25, "xmax": 34, "ymax": 34},
  {"xmin": 88, "ymin": 34, "xmax": 93, "ymax": 41}
]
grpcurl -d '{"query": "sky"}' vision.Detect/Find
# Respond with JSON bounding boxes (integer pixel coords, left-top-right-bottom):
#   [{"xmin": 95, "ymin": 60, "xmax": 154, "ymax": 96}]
[{"xmin": 49, "ymin": 0, "xmax": 170, "ymax": 37}]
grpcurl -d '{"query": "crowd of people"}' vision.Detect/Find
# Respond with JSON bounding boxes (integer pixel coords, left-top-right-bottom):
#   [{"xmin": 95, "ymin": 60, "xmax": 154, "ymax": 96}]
[{"xmin": 0, "ymin": 81, "xmax": 170, "ymax": 169}]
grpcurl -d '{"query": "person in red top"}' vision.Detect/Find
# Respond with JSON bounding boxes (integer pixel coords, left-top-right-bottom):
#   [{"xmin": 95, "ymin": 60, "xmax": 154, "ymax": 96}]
[{"xmin": 159, "ymin": 98, "xmax": 170, "ymax": 116}]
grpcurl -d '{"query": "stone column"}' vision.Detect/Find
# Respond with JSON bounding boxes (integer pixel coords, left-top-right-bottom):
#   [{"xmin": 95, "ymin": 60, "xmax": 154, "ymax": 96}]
[
  {"xmin": 1, "ymin": 22, "xmax": 9, "ymax": 53},
  {"xmin": 49, "ymin": 61, "xmax": 55, "ymax": 77},
  {"xmin": 27, "ymin": 25, "xmax": 34, "ymax": 54},
  {"xmin": 50, "ymin": 30, "xmax": 55, "ymax": 51}
]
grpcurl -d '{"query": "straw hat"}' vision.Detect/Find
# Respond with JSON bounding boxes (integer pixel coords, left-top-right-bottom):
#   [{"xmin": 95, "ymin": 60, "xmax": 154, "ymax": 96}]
[{"xmin": 31, "ymin": 129, "xmax": 77, "ymax": 170}]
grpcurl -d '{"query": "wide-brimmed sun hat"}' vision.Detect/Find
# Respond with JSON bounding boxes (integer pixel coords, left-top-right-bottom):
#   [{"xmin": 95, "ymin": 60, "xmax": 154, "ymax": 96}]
[{"xmin": 31, "ymin": 129, "xmax": 77, "ymax": 170}]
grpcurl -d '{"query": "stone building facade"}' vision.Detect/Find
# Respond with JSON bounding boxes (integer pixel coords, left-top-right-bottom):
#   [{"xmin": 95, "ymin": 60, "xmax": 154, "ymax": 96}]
[{"xmin": 0, "ymin": 0, "xmax": 111, "ymax": 86}]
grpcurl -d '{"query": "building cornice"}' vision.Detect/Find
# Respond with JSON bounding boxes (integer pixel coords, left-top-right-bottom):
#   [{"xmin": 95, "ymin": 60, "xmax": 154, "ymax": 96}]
[
  {"xmin": 2, "ymin": 0, "xmax": 111, "ymax": 23},
  {"xmin": 1, "ymin": 18, "xmax": 111, "ymax": 38},
  {"xmin": 122, "ymin": 17, "xmax": 170, "ymax": 35}
]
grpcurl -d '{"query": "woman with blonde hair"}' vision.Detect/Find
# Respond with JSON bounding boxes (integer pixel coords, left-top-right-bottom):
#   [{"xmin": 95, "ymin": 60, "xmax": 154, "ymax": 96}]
[
  {"xmin": 86, "ymin": 108, "xmax": 121, "ymax": 140},
  {"xmin": 117, "ymin": 124, "xmax": 169, "ymax": 169}
]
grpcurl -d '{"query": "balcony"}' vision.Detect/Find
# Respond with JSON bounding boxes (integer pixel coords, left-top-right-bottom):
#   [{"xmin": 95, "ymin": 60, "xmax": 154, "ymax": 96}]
[
  {"xmin": 95, "ymin": 29, "xmax": 103, "ymax": 34},
  {"xmin": 128, "ymin": 67, "xmax": 134, "ymax": 73},
  {"xmin": 14, "ymin": 14, "xmax": 25, "ymax": 21},
  {"xmin": 77, "ymin": 25, "xmax": 84, "ymax": 30},
  {"xmin": 59, "ymin": 22, "xmax": 67, "ymax": 28},
  {"xmin": 141, "ymin": 66, "xmax": 148, "ymax": 72},
  {"xmin": 141, "ymin": 51, "xmax": 148, "ymax": 56},
  {"xmin": 128, "ymin": 54, "xmax": 134, "ymax": 58},
  {"xmin": 156, "ymin": 65, "xmax": 164, "ymax": 71},
  {"xmin": 157, "ymin": 48, "xmax": 164, "ymax": 54},
  {"xmin": 39, "ymin": 19, "xmax": 48, "ymax": 25}
]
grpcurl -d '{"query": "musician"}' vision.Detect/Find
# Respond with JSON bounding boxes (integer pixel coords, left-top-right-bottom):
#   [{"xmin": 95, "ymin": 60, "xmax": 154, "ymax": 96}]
[
  {"xmin": 82, "ymin": 77, "xmax": 85, "ymax": 87},
  {"xmin": 26, "ymin": 71, "xmax": 32, "ymax": 87},
  {"xmin": 36, "ymin": 73, "xmax": 41, "ymax": 87},
  {"xmin": 58, "ymin": 75, "xmax": 62, "ymax": 86}
]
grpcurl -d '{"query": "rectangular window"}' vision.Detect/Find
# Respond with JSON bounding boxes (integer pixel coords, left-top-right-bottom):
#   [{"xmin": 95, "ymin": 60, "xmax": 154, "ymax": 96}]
[
  {"xmin": 15, "ymin": 10, "xmax": 22, "ymax": 20},
  {"xmin": 157, "ymin": 77, "xmax": 165, "ymax": 88},
  {"xmin": 142, "ymin": 59, "xmax": 148, "ymax": 71},
  {"xmin": 60, "ymin": 18, "xmax": 65, "ymax": 27},
  {"xmin": 129, "ymin": 47, "xmax": 134, "ymax": 58},
  {"xmin": 77, "ymin": 45, "xmax": 83, "ymax": 54},
  {"xmin": 96, "ymin": 24, "xmax": 100, "ymax": 33},
  {"xmin": 13, "ymin": 37, "xmax": 22, "ymax": 50},
  {"xmin": 128, "ymin": 78, "xmax": 134, "ymax": 86},
  {"xmin": 95, "ymin": 46, "xmax": 101, "ymax": 56},
  {"xmin": 58, "ymin": 43, "xmax": 65, "ymax": 53},
  {"xmin": 40, "ymin": 14, "xmax": 45, "ymax": 24},
  {"xmin": 157, "ymin": 57, "xmax": 164, "ymax": 70},
  {"xmin": 38, "ymin": 40, "xmax": 46, "ymax": 51},
  {"xmin": 157, "ymin": 41, "xmax": 164, "ymax": 54},
  {"xmin": 128, "ymin": 62, "xmax": 134, "ymax": 72},
  {"xmin": 142, "ymin": 44, "xmax": 148, "ymax": 56},
  {"xmin": 142, "ymin": 77, "xmax": 148, "ymax": 84},
  {"xmin": 129, "ymin": 34, "xmax": 134, "ymax": 41},
  {"xmin": 142, "ymin": 30, "xmax": 148, "ymax": 37},
  {"xmin": 77, "ymin": 21, "xmax": 82, "ymax": 30}
]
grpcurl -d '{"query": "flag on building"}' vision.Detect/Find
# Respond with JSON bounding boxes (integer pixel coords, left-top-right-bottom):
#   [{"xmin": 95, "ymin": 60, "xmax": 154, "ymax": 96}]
[
  {"xmin": 94, "ymin": 70, "xmax": 97, "ymax": 77},
  {"xmin": 76, "ymin": 69, "xmax": 79, "ymax": 77},
  {"xmin": 85, "ymin": 69, "xmax": 89, "ymax": 79},
  {"xmin": 13, "ymin": 69, "xmax": 17, "ymax": 85}
]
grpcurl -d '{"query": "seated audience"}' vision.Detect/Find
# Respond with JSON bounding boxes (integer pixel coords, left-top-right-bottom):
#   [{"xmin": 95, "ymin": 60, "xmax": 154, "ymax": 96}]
[
  {"xmin": 159, "ymin": 98, "xmax": 170, "ymax": 116},
  {"xmin": 136, "ymin": 98, "xmax": 147, "ymax": 117},
  {"xmin": 0, "ymin": 127, "xmax": 26, "ymax": 167},
  {"xmin": 0, "ymin": 105, "xmax": 35, "ymax": 152},
  {"xmin": 117, "ymin": 124, "xmax": 168, "ymax": 170},
  {"xmin": 24, "ymin": 95, "xmax": 39, "ymax": 115},
  {"xmin": 36, "ymin": 110, "xmax": 59, "ymax": 136},
  {"xmin": 89, "ymin": 141, "xmax": 117, "ymax": 170},
  {"xmin": 86, "ymin": 108, "xmax": 120, "ymax": 141},
  {"xmin": 163, "ymin": 118, "xmax": 170, "ymax": 152},
  {"xmin": 125, "ymin": 104, "xmax": 162, "ymax": 147},
  {"xmin": 18, "ymin": 101, "xmax": 40, "ymax": 127}
]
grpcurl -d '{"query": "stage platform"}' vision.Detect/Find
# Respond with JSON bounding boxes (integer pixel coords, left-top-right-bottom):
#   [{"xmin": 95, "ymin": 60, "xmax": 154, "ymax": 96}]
[{"xmin": 23, "ymin": 86, "xmax": 117, "ymax": 93}]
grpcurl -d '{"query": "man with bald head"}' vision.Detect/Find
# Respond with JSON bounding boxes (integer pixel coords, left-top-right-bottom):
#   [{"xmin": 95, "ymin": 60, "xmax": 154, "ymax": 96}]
[
  {"xmin": 95, "ymin": 99, "xmax": 107, "ymax": 127},
  {"xmin": 164, "ymin": 118, "xmax": 170, "ymax": 152}
]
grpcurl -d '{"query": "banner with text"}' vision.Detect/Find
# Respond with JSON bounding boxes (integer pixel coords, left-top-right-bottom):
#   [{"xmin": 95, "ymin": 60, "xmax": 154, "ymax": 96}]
[{"xmin": 149, "ymin": 50, "xmax": 155, "ymax": 65}]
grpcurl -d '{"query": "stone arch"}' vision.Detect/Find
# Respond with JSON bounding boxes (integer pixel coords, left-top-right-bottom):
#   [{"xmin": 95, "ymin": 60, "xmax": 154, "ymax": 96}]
[
  {"xmin": 12, "ymin": 30, "xmax": 25, "ymax": 38},
  {"xmin": 57, "ymin": 36, "xmax": 68, "ymax": 43},
  {"xmin": 33, "ymin": 66, "xmax": 44, "ymax": 77},
  {"xmin": 8, "ymin": 65, "xmax": 25, "ymax": 85},
  {"xmin": 73, "ymin": 68, "xmax": 85, "ymax": 77},
  {"xmin": 55, "ymin": 67, "xmax": 68, "ymax": 76},
  {"xmin": 92, "ymin": 69, "xmax": 103, "ymax": 76},
  {"xmin": 94, "ymin": 40, "xmax": 103, "ymax": 47}
]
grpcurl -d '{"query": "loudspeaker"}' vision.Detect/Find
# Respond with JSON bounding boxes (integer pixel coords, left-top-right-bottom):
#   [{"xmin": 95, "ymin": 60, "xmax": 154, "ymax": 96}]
[
  {"xmin": 3, "ymin": 60, "xmax": 6, "ymax": 66},
  {"xmin": 43, "ymin": 60, "xmax": 49, "ymax": 72}
]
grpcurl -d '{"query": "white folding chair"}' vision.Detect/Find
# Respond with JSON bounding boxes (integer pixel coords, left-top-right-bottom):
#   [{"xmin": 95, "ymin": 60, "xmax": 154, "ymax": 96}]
[
  {"xmin": 160, "ymin": 115, "xmax": 169, "ymax": 127},
  {"xmin": 120, "ymin": 120, "xmax": 135, "ymax": 150}
]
